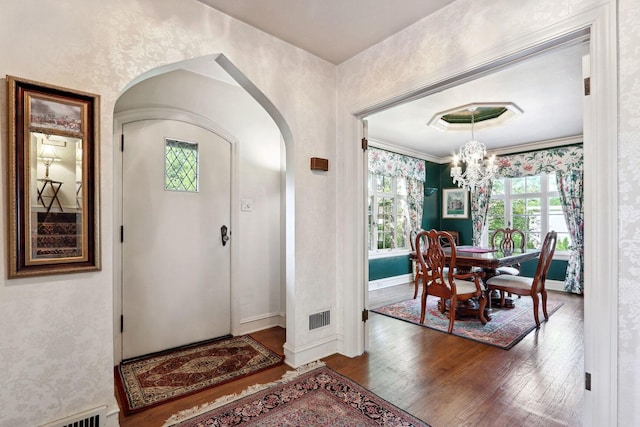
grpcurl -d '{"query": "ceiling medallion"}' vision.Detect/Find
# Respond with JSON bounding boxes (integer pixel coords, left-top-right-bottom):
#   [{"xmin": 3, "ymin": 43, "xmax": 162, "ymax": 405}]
[
  {"xmin": 428, "ymin": 102, "xmax": 522, "ymax": 132},
  {"xmin": 450, "ymin": 107, "xmax": 498, "ymax": 192}
]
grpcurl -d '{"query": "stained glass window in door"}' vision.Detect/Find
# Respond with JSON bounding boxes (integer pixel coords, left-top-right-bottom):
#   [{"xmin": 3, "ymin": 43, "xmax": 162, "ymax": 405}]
[{"xmin": 165, "ymin": 139, "xmax": 199, "ymax": 192}]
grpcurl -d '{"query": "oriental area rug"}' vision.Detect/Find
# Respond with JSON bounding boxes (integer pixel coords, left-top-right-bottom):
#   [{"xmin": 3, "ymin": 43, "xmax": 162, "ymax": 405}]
[
  {"xmin": 116, "ymin": 335, "xmax": 284, "ymax": 414},
  {"xmin": 373, "ymin": 295, "xmax": 563, "ymax": 349},
  {"xmin": 163, "ymin": 362, "xmax": 430, "ymax": 427}
]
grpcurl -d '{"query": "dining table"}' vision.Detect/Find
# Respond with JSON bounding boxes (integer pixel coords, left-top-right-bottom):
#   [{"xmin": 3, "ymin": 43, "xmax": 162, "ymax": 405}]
[
  {"xmin": 446, "ymin": 245, "xmax": 541, "ymax": 277},
  {"xmin": 447, "ymin": 245, "xmax": 542, "ymax": 313},
  {"xmin": 411, "ymin": 245, "xmax": 542, "ymax": 319},
  {"xmin": 411, "ymin": 245, "xmax": 541, "ymax": 278}
]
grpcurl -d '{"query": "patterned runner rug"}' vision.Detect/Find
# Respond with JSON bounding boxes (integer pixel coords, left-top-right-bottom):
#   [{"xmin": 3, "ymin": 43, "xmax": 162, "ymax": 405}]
[
  {"xmin": 116, "ymin": 335, "xmax": 284, "ymax": 414},
  {"xmin": 372, "ymin": 295, "xmax": 563, "ymax": 349},
  {"xmin": 163, "ymin": 362, "xmax": 429, "ymax": 426}
]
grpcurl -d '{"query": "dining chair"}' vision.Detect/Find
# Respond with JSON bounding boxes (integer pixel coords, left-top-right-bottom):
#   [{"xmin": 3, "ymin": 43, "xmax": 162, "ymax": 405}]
[
  {"xmin": 415, "ymin": 229, "xmax": 487, "ymax": 333},
  {"xmin": 410, "ymin": 228, "xmax": 425, "ymax": 299},
  {"xmin": 412, "ymin": 229, "xmax": 452, "ymax": 299},
  {"xmin": 486, "ymin": 231, "xmax": 558, "ymax": 328},
  {"xmin": 490, "ymin": 227, "xmax": 526, "ymax": 276}
]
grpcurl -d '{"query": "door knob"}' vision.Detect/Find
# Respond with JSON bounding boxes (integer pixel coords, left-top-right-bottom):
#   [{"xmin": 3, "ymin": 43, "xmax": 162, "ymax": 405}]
[{"xmin": 221, "ymin": 225, "xmax": 230, "ymax": 246}]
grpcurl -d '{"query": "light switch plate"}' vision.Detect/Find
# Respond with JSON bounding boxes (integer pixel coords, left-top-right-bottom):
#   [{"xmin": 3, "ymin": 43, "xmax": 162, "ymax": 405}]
[{"xmin": 241, "ymin": 199, "xmax": 253, "ymax": 211}]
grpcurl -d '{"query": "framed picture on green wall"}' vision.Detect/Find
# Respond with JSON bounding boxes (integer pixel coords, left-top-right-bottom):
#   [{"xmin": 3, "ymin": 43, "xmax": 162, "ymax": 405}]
[{"xmin": 442, "ymin": 188, "xmax": 469, "ymax": 219}]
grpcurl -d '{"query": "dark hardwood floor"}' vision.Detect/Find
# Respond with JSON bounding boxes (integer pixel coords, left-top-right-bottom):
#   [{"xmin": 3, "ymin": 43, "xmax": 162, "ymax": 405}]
[{"xmin": 117, "ymin": 283, "xmax": 583, "ymax": 427}]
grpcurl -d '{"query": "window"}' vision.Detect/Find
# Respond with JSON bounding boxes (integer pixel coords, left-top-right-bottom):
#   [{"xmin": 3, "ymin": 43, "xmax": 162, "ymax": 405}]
[
  {"xmin": 165, "ymin": 139, "xmax": 199, "ymax": 192},
  {"xmin": 367, "ymin": 147, "xmax": 425, "ymax": 255},
  {"xmin": 486, "ymin": 172, "xmax": 571, "ymax": 253},
  {"xmin": 368, "ymin": 173, "xmax": 409, "ymax": 252}
]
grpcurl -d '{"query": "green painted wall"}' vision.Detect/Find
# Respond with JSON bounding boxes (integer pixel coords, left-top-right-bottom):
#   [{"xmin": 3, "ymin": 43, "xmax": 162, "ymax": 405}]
[
  {"xmin": 520, "ymin": 258, "xmax": 568, "ymax": 281},
  {"xmin": 437, "ymin": 163, "xmax": 474, "ymax": 245},
  {"xmin": 421, "ymin": 161, "xmax": 440, "ymax": 231},
  {"xmin": 369, "ymin": 255, "xmax": 412, "ymax": 281}
]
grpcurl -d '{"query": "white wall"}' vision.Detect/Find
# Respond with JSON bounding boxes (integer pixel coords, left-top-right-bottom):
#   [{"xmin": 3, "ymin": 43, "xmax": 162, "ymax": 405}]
[
  {"xmin": 616, "ymin": 0, "xmax": 640, "ymax": 425},
  {"xmin": 0, "ymin": 1, "xmax": 336, "ymax": 426}
]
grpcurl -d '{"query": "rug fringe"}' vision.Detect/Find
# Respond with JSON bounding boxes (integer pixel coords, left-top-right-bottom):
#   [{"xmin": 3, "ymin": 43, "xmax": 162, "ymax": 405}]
[{"xmin": 162, "ymin": 360, "xmax": 326, "ymax": 426}]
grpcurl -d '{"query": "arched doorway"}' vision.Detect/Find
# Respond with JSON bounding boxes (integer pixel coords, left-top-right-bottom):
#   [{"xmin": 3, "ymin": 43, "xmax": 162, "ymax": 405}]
[{"xmin": 112, "ymin": 55, "xmax": 292, "ymax": 363}]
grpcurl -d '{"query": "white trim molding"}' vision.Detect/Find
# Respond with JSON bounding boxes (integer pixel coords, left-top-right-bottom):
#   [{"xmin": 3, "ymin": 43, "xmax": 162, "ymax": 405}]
[
  {"xmin": 283, "ymin": 335, "xmax": 339, "ymax": 368},
  {"xmin": 237, "ymin": 312, "xmax": 286, "ymax": 335},
  {"xmin": 368, "ymin": 138, "xmax": 443, "ymax": 164},
  {"xmin": 371, "ymin": 135, "xmax": 584, "ymax": 165},
  {"xmin": 368, "ymin": 274, "xmax": 413, "ymax": 291}
]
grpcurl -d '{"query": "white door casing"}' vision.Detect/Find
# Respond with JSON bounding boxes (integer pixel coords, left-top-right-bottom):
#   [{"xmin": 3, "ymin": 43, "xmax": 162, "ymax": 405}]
[{"xmin": 121, "ymin": 119, "xmax": 231, "ymax": 359}]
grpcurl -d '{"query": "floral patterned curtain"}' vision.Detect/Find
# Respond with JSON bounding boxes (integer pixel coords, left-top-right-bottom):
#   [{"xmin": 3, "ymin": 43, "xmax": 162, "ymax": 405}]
[
  {"xmin": 368, "ymin": 147, "xmax": 426, "ymax": 182},
  {"xmin": 407, "ymin": 179, "xmax": 425, "ymax": 231},
  {"xmin": 368, "ymin": 147, "xmax": 426, "ymax": 233},
  {"xmin": 489, "ymin": 145, "xmax": 584, "ymax": 294},
  {"xmin": 471, "ymin": 184, "xmax": 493, "ymax": 246},
  {"xmin": 556, "ymin": 170, "xmax": 584, "ymax": 294},
  {"xmin": 495, "ymin": 145, "xmax": 583, "ymax": 177}
]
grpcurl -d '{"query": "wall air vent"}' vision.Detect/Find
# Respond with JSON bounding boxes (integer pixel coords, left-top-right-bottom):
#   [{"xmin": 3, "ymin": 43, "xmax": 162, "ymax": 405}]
[
  {"xmin": 40, "ymin": 406, "xmax": 107, "ymax": 427},
  {"xmin": 309, "ymin": 310, "xmax": 331, "ymax": 330}
]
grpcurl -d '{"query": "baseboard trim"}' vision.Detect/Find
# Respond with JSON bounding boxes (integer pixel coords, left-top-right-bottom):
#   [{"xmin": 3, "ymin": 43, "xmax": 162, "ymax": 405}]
[
  {"xmin": 546, "ymin": 279, "xmax": 566, "ymax": 292},
  {"xmin": 106, "ymin": 403, "xmax": 120, "ymax": 427},
  {"xmin": 236, "ymin": 313, "xmax": 285, "ymax": 336},
  {"xmin": 368, "ymin": 274, "xmax": 412, "ymax": 291},
  {"xmin": 283, "ymin": 335, "xmax": 338, "ymax": 368}
]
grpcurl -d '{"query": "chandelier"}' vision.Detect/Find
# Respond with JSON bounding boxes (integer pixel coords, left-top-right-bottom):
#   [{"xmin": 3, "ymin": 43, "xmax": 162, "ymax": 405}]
[{"xmin": 450, "ymin": 109, "xmax": 497, "ymax": 192}]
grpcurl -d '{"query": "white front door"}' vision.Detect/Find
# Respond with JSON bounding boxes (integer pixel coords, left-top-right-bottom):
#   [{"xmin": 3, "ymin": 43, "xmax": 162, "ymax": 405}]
[{"xmin": 121, "ymin": 119, "xmax": 231, "ymax": 359}]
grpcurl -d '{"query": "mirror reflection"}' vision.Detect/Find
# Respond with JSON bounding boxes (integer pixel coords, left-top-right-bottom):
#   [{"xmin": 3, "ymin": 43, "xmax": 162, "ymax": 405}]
[
  {"xmin": 8, "ymin": 75, "xmax": 99, "ymax": 277},
  {"xmin": 29, "ymin": 132, "xmax": 85, "ymax": 261}
]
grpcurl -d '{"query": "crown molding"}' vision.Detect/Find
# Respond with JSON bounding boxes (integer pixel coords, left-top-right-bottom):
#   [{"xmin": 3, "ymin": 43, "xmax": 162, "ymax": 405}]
[
  {"xmin": 367, "ymin": 138, "xmax": 445, "ymax": 163},
  {"xmin": 486, "ymin": 135, "xmax": 583, "ymax": 156},
  {"xmin": 370, "ymin": 135, "xmax": 583, "ymax": 165}
]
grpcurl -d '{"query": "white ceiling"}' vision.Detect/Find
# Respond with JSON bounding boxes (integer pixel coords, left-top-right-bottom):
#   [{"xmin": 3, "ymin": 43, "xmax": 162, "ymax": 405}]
[
  {"xmin": 195, "ymin": 0, "xmax": 586, "ymax": 160},
  {"xmin": 196, "ymin": 0, "xmax": 456, "ymax": 65},
  {"xmin": 366, "ymin": 42, "xmax": 587, "ymax": 160}
]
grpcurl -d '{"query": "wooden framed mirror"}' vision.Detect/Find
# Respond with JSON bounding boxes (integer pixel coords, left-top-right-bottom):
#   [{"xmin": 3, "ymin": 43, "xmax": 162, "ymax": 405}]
[{"xmin": 7, "ymin": 76, "xmax": 100, "ymax": 277}]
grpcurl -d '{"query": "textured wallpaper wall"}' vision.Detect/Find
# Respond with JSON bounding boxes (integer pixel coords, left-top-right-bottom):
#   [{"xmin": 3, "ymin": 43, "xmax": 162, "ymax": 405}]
[
  {"xmin": 0, "ymin": 1, "xmax": 336, "ymax": 425},
  {"xmin": 616, "ymin": 0, "xmax": 640, "ymax": 424}
]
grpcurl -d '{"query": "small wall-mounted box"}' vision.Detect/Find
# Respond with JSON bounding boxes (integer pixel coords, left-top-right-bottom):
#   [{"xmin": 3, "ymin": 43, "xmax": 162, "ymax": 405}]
[{"xmin": 310, "ymin": 157, "xmax": 329, "ymax": 171}]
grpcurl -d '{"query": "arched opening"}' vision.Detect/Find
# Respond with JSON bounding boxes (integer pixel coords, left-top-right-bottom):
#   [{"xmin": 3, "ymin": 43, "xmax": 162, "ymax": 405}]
[{"xmin": 112, "ymin": 54, "xmax": 294, "ymax": 363}]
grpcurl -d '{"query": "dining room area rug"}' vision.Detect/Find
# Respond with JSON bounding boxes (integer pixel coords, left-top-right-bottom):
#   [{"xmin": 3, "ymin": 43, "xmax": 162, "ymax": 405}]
[
  {"xmin": 116, "ymin": 335, "xmax": 284, "ymax": 414},
  {"xmin": 162, "ymin": 361, "xmax": 430, "ymax": 426},
  {"xmin": 372, "ymin": 295, "xmax": 563, "ymax": 349}
]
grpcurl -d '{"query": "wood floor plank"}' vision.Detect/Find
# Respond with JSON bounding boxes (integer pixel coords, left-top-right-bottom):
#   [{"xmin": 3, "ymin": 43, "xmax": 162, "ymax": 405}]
[{"xmin": 117, "ymin": 286, "xmax": 583, "ymax": 427}]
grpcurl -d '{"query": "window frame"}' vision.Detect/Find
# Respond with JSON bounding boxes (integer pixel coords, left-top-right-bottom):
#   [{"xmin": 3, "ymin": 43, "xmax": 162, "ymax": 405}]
[
  {"xmin": 483, "ymin": 172, "xmax": 570, "ymax": 259},
  {"xmin": 164, "ymin": 138, "xmax": 200, "ymax": 193},
  {"xmin": 368, "ymin": 173, "xmax": 411, "ymax": 256}
]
